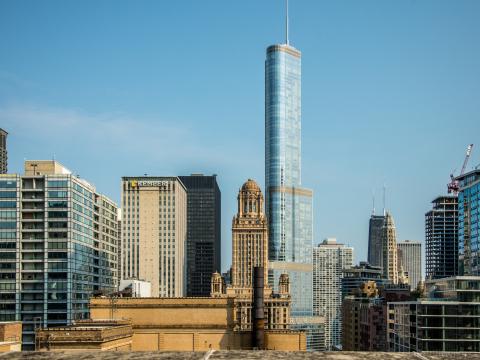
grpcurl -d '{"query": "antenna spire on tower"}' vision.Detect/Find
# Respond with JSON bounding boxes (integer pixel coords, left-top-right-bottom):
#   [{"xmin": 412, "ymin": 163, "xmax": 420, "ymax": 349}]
[
  {"xmin": 383, "ymin": 183, "xmax": 386, "ymax": 216},
  {"xmin": 285, "ymin": 0, "xmax": 289, "ymax": 45},
  {"xmin": 372, "ymin": 190, "xmax": 376, "ymax": 216}
]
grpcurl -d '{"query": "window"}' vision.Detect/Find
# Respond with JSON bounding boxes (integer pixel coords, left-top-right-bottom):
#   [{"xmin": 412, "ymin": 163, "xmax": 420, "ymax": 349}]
[
  {"xmin": 0, "ymin": 202, "xmax": 16, "ymax": 208},
  {"xmin": 47, "ymin": 180, "xmax": 68, "ymax": 188},
  {"xmin": 0, "ymin": 181, "xmax": 16, "ymax": 188},
  {"xmin": 0, "ymin": 192, "xmax": 16, "ymax": 198},
  {"xmin": 48, "ymin": 191, "xmax": 68, "ymax": 198}
]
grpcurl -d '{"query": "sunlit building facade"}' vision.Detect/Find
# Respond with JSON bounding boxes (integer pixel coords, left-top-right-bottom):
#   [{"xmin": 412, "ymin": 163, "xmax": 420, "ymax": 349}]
[{"xmin": 0, "ymin": 160, "xmax": 118, "ymax": 350}]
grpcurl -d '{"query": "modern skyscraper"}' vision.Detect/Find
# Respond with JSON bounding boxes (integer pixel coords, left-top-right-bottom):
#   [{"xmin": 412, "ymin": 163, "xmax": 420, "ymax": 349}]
[
  {"xmin": 368, "ymin": 214, "xmax": 386, "ymax": 268},
  {"xmin": 397, "ymin": 240, "xmax": 422, "ymax": 289},
  {"xmin": 0, "ymin": 129, "xmax": 7, "ymax": 174},
  {"xmin": 121, "ymin": 177, "xmax": 187, "ymax": 297},
  {"xmin": 178, "ymin": 174, "xmax": 221, "ymax": 297},
  {"xmin": 313, "ymin": 238, "xmax": 353, "ymax": 350},
  {"xmin": 425, "ymin": 196, "xmax": 458, "ymax": 279},
  {"xmin": 265, "ymin": 0, "xmax": 313, "ymax": 318},
  {"xmin": 382, "ymin": 212, "xmax": 398, "ymax": 284},
  {"xmin": 456, "ymin": 170, "xmax": 480, "ymax": 275},
  {"xmin": 0, "ymin": 160, "xmax": 118, "ymax": 350}
]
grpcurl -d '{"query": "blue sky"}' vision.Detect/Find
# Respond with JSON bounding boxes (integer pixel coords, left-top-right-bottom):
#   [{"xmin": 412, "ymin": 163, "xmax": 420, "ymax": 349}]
[{"xmin": 1, "ymin": 0, "xmax": 479, "ymax": 272}]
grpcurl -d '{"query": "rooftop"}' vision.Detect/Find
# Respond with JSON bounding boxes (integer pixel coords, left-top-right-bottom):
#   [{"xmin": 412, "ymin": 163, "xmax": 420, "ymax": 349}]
[{"xmin": 3, "ymin": 351, "xmax": 480, "ymax": 359}]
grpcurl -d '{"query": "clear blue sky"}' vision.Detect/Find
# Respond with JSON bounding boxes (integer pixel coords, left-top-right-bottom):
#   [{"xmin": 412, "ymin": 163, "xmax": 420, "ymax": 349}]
[{"xmin": 1, "ymin": 0, "xmax": 479, "ymax": 272}]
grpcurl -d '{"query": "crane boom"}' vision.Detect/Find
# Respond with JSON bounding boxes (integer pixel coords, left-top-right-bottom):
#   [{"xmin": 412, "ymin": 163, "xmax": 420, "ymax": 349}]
[
  {"xmin": 447, "ymin": 143, "xmax": 474, "ymax": 194},
  {"xmin": 460, "ymin": 144, "xmax": 474, "ymax": 176}
]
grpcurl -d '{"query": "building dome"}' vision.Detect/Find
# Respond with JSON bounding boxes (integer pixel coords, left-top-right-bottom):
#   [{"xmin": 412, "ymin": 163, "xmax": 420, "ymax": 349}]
[{"xmin": 241, "ymin": 179, "xmax": 260, "ymax": 192}]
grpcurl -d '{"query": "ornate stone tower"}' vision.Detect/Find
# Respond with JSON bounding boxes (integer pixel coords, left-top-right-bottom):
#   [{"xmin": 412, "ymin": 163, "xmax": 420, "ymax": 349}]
[
  {"xmin": 231, "ymin": 179, "xmax": 269, "ymax": 288},
  {"xmin": 382, "ymin": 212, "xmax": 398, "ymax": 284}
]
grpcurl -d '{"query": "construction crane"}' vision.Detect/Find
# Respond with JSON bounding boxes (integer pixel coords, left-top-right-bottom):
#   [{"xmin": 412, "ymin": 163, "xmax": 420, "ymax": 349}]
[{"xmin": 448, "ymin": 144, "xmax": 474, "ymax": 195}]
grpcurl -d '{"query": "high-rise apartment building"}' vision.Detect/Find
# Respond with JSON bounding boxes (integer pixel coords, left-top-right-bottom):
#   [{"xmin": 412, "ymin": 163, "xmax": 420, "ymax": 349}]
[
  {"xmin": 265, "ymin": 6, "xmax": 313, "ymax": 319},
  {"xmin": 0, "ymin": 129, "xmax": 7, "ymax": 174},
  {"xmin": 425, "ymin": 196, "xmax": 458, "ymax": 279},
  {"xmin": 390, "ymin": 276, "xmax": 480, "ymax": 352},
  {"xmin": 382, "ymin": 212, "xmax": 398, "ymax": 284},
  {"xmin": 397, "ymin": 240, "xmax": 422, "ymax": 289},
  {"xmin": 0, "ymin": 160, "xmax": 118, "ymax": 350},
  {"xmin": 368, "ymin": 214, "xmax": 386, "ymax": 268},
  {"xmin": 313, "ymin": 238, "xmax": 353, "ymax": 350},
  {"xmin": 121, "ymin": 177, "xmax": 186, "ymax": 297},
  {"xmin": 178, "ymin": 175, "xmax": 221, "ymax": 297},
  {"xmin": 456, "ymin": 170, "xmax": 480, "ymax": 275}
]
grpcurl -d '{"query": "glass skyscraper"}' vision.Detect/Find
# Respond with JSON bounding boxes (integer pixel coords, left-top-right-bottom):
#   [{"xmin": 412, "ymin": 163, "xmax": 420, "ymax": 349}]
[
  {"xmin": 457, "ymin": 169, "xmax": 480, "ymax": 275},
  {"xmin": 265, "ymin": 40, "xmax": 313, "ymax": 317}
]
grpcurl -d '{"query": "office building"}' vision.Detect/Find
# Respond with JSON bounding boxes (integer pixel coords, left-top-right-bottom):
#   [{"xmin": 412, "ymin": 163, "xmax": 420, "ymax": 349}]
[
  {"xmin": 382, "ymin": 212, "xmax": 398, "ymax": 283},
  {"xmin": 0, "ymin": 129, "xmax": 6, "ymax": 174},
  {"xmin": 265, "ymin": 3, "xmax": 313, "ymax": 320},
  {"xmin": 341, "ymin": 262, "xmax": 390, "ymax": 299},
  {"xmin": 313, "ymin": 238, "xmax": 353, "ymax": 350},
  {"xmin": 456, "ymin": 170, "xmax": 480, "ymax": 275},
  {"xmin": 178, "ymin": 175, "xmax": 221, "ymax": 297},
  {"xmin": 368, "ymin": 214, "xmax": 386, "ymax": 268},
  {"xmin": 0, "ymin": 160, "xmax": 118, "ymax": 350},
  {"xmin": 425, "ymin": 196, "xmax": 458, "ymax": 279},
  {"xmin": 397, "ymin": 240, "xmax": 422, "ymax": 289},
  {"xmin": 389, "ymin": 276, "xmax": 480, "ymax": 352},
  {"xmin": 121, "ymin": 177, "xmax": 186, "ymax": 297}
]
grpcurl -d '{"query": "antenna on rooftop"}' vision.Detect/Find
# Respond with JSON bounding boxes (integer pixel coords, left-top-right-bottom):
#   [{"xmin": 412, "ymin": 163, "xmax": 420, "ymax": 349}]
[
  {"xmin": 285, "ymin": 0, "xmax": 289, "ymax": 45},
  {"xmin": 383, "ymin": 183, "xmax": 386, "ymax": 216},
  {"xmin": 372, "ymin": 190, "xmax": 375, "ymax": 216}
]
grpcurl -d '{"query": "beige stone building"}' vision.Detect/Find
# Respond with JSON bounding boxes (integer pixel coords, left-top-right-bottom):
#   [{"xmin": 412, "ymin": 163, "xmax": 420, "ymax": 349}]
[
  {"xmin": 0, "ymin": 322, "xmax": 21, "ymax": 352},
  {"xmin": 121, "ymin": 177, "xmax": 187, "ymax": 297},
  {"xmin": 212, "ymin": 179, "xmax": 291, "ymax": 332},
  {"xmin": 36, "ymin": 320, "xmax": 132, "ymax": 352},
  {"xmin": 88, "ymin": 297, "xmax": 305, "ymax": 351},
  {"xmin": 382, "ymin": 212, "xmax": 398, "ymax": 284}
]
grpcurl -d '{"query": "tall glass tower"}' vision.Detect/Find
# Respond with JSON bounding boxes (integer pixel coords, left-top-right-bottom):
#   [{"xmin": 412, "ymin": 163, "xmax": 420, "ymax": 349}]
[{"xmin": 265, "ymin": 8, "xmax": 313, "ymax": 317}]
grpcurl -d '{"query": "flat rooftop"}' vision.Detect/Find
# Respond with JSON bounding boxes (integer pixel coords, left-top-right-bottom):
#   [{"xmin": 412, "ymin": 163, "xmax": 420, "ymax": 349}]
[{"xmin": 4, "ymin": 352, "xmax": 480, "ymax": 359}]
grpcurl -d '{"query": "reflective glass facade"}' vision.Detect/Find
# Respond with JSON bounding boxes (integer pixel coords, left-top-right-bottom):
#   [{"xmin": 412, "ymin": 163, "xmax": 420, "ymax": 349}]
[
  {"xmin": 265, "ymin": 44, "xmax": 313, "ymax": 317},
  {"xmin": 0, "ymin": 164, "xmax": 118, "ymax": 350},
  {"xmin": 458, "ymin": 170, "xmax": 480, "ymax": 275}
]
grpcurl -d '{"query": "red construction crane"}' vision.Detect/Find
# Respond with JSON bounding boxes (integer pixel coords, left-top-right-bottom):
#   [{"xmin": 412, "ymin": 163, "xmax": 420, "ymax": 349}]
[{"xmin": 448, "ymin": 144, "xmax": 474, "ymax": 195}]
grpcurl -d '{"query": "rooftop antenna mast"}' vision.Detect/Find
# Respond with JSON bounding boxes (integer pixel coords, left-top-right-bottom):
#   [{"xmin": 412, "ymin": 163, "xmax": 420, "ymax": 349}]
[
  {"xmin": 372, "ymin": 190, "xmax": 375, "ymax": 216},
  {"xmin": 285, "ymin": 0, "xmax": 289, "ymax": 45},
  {"xmin": 383, "ymin": 184, "xmax": 386, "ymax": 216}
]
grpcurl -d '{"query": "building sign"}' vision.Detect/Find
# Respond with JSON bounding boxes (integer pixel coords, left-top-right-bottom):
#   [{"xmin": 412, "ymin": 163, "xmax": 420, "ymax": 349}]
[{"xmin": 130, "ymin": 180, "xmax": 169, "ymax": 189}]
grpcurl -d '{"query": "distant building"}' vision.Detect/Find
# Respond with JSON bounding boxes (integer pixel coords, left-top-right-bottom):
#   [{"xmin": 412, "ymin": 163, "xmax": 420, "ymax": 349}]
[
  {"xmin": 313, "ymin": 238, "xmax": 353, "ymax": 350},
  {"xmin": 343, "ymin": 282, "xmax": 410, "ymax": 351},
  {"xmin": 119, "ymin": 279, "xmax": 152, "ymax": 297},
  {"xmin": 389, "ymin": 276, "xmax": 480, "ymax": 352},
  {"xmin": 382, "ymin": 212, "xmax": 399, "ymax": 283},
  {"xmin": 0, "ymin": 160, "xmax": 118, "ymax": 350},
  {"xmin": 341, "ymin": 262, "xmax": 390, "ymax": 299},
  {"xmin": 368, "ymin": 214, "xmax": 386, "ymax": 268},
  {"xmin": 456, "ymin": 170, "xmax": 480, "ymax": 275},
  {"xmin": 121, "ymin": 177, "xmax": 187, "ymax": 297},
  {"xmin": 178, "ymin": 175, "xmax": 221, "ymax": 297},
  {"xmin": 0, "ymin": 129, "xmax": 7, "ymax": 174},
  {"xmin": 425, "ymin": 196, "xmax": 458, "ymax": 279},
  {"xmin": 397, "ymin": 240, "xmax": 422, "ymax": 289}
]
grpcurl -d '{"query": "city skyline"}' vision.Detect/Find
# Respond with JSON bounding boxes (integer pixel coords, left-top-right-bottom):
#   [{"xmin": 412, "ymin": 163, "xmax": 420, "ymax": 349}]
[{"xmin": 1, "ymin": 0, "xmax": 480, "ymax": 270}]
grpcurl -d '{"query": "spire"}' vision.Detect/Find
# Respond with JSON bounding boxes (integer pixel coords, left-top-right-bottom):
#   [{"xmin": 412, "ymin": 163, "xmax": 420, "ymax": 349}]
[
  {"xmin": 372, "ymin": 189, "xmax": 375, "ymax": 216},
  {"xmin": 285, "ymin": 0, "xmax": 289, "ymax": 45},
  {"xmin": 383, "ymin": 183, "xmax": 386, "ymax": 216}
]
